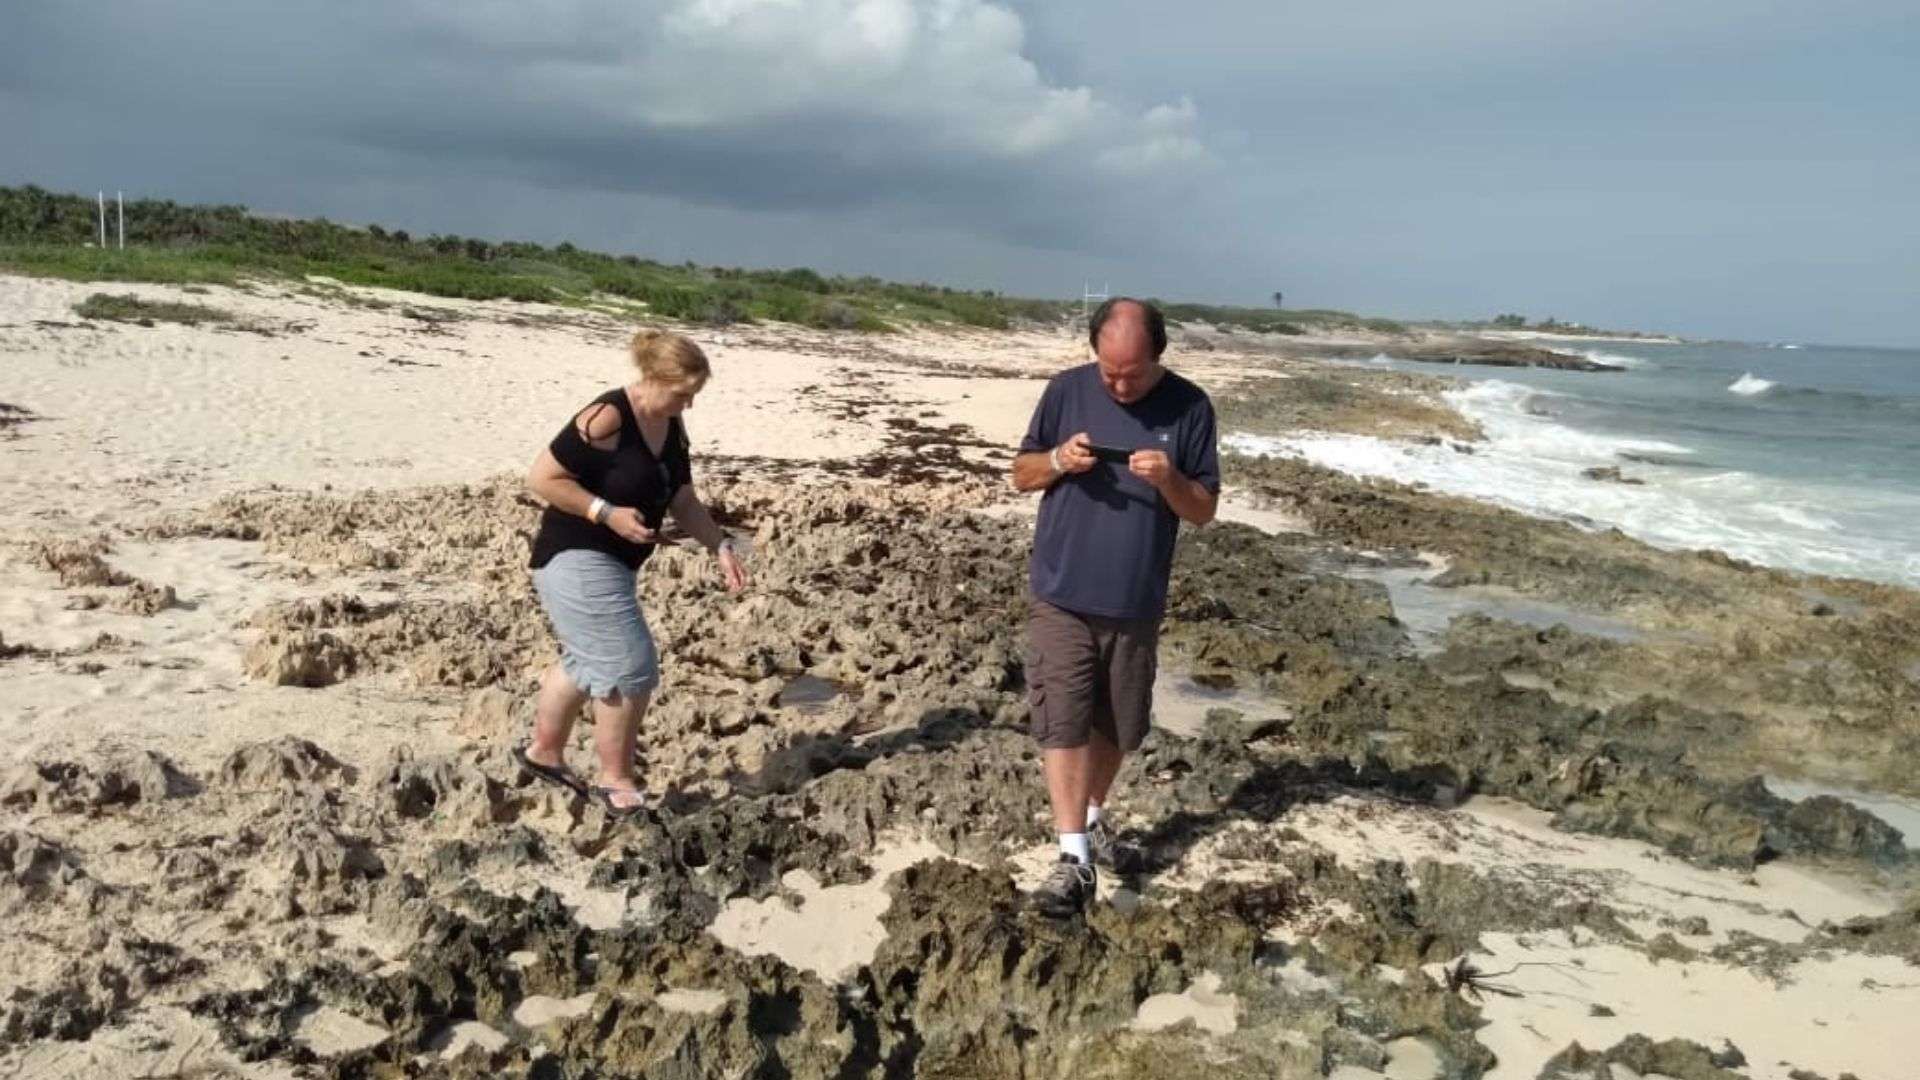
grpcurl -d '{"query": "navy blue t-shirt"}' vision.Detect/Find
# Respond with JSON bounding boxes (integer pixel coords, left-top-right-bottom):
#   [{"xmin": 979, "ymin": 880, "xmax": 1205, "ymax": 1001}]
[{"xmin": 1020, "ymin": 364, "xmax": 1220, "ymax": 621}]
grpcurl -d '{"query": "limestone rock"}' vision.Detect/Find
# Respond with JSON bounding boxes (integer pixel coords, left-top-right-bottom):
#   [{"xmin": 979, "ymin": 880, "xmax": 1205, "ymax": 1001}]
[
  {"xmin": 0, "ymin": 750, "xmax": 197, "ymax": 812},
  {"xmin": 244, "ymin": 630, "xmax": 357, "ymax": 687},
  {"xmin": 219, "ymin": 736, "xmax": 351, "ymax": 791}
]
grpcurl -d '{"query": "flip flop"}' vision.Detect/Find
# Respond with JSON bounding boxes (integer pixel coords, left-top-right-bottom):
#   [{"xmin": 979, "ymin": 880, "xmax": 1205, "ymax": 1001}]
[
  {"xmin": 594, "ymin": 785, "xmax": 651, "ymax": 822},
  {"xmin": 513, "ymin": 744, "xmax": 587, "ymax": 798}
]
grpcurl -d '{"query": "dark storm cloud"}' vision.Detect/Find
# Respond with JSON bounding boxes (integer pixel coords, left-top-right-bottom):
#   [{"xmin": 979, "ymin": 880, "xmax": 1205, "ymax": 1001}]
[{"xmin": 5, "ymin": 0, "xmax": 1918, "ymax": 343}]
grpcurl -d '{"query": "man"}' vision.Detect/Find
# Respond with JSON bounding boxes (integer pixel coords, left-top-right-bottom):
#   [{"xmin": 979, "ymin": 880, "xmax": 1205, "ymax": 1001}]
[{"xmin": 1011, "ymin": 297, "xmax": 1219, "ymax": 918}]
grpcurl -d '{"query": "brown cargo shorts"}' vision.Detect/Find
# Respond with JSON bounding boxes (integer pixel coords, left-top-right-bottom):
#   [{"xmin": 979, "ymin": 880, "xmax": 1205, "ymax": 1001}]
[{"xmin": 1026, "ymin": 595, "xmax": 1160, "ymax": 752}]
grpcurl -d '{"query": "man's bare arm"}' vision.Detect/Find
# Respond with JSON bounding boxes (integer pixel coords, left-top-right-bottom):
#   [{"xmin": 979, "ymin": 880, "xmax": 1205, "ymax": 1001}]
[{"xmin": 1158, "ymin": 473, "xmax": 1218, "ymax": 525}]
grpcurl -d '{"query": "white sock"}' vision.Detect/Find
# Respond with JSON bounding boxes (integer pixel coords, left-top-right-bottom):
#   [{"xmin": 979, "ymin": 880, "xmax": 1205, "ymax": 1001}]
[
  {"xmin": 1059, "ymin": 832, "xmax": 1090, "ymax": 864},
  {"xmin": 1085, "ymin": 804, "xmax": 1103, "ymax": 828}
]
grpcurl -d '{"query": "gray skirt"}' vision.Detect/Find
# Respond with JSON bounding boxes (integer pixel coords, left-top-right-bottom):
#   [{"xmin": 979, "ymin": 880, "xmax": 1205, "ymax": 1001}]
[{"xmin": 532, "ymin": 548, "xmax": 661, "ymax": 700}]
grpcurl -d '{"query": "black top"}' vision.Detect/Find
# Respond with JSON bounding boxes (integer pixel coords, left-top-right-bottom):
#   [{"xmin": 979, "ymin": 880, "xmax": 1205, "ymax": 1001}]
[{"xmin": 529, "ymin": 388, "xmax": 692, "ymax": 571}]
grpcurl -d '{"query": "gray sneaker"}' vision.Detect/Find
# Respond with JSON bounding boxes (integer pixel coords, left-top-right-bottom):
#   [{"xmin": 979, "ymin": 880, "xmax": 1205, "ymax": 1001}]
[
  {"xmin": 1087, "ymin": 817, "xmax": 1144, "ymax": 874},
  {"xmin": 1032, "ymin": 854, "xmax": 1096, "ymax": 919}
]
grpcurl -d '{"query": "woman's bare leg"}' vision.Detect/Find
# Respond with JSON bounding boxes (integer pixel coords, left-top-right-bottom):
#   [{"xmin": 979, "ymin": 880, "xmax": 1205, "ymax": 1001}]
[
  {"xmin": 593, "ymin": 689, "xmax": 650, "ymax": 808},
  {"xmin": 528, "ymin": 663, "xmax": 587, "ymax": 768}
]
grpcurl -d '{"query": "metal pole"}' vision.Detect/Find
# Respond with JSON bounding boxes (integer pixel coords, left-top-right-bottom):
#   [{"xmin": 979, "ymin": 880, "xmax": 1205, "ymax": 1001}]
[
  {"xmin": 117, "ymin": 191, "xmax": 124, "ymax": 250},
  {"xmin": 97, "ymin": 192, "xmax": 106, "ymax": 248}
]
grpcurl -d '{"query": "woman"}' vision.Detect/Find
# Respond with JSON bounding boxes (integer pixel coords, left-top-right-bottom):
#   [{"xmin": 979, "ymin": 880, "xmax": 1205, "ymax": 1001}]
[{"xmin": 516, "ymin": 329, "xmax": 749, "ymax": 818}]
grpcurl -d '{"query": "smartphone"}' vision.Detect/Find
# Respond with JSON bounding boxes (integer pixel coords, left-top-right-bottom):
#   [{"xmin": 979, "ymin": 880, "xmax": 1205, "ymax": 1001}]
[{"xmin": 1086, "ymin": 443, "xmax": 1135, "ymax": 464}]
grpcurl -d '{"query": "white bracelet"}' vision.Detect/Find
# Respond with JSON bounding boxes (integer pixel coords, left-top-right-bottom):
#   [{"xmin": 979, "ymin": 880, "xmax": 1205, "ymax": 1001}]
[
  {"xmin": 1048, "ymin": 447, "xmax": 1064, "ymax": 473},
  {"xmin": 587, "ymin": 497, "xmax": 608, "ymax": 524},
  {"xmin": 716, "ymin": 536, "xmax": 736, "ymax": 556}
]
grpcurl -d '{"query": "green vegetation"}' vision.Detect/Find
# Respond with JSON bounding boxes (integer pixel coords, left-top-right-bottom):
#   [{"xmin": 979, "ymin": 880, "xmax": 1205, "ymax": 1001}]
[
  {"xmin": 1153, "ymin": 300, "xmax": 1405, "ymax": 336},
  {"xmin": 1450, "ymin": 312, "xmax": 1661, "ymax": 339},
  {"xmin": 2, "ymin": 184, "xmax": 1411, "ymax": 336},
  {"xmin": 72, "ymin": 291, "xmax": 233, "ymax": 326}
]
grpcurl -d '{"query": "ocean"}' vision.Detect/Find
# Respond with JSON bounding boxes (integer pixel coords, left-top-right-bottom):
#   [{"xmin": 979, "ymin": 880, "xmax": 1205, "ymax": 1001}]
[{"xmin": 1228, "ymin": 337, "xmax": 1920, "ymax": 588}]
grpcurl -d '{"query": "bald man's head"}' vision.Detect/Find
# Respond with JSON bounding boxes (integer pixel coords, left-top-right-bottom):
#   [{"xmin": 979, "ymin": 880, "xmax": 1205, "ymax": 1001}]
[
  {"xmin": 1088, "ymin": 297, "xmax": 1167, "ymax": 358},
  {"xmin": 1090, "ymin": 298, "xmax": 1168, "ymax": 404}
]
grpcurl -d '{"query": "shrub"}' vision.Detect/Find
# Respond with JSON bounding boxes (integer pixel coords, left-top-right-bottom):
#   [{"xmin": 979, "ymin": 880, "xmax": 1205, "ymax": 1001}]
[
  {"xmin": 73, "ymin": 292, "xmax": 232, "ymax": 326},
  {"xmin": 812, "ymin": 301, "xmax": 867, "ymax": 330},
  {"xmin": 704, "ymin": 298, "xmax": 749, "ymax": 326},
  {"xmin": 2, "ymin": 185, "xmax": 1429, "ymax": 337}
]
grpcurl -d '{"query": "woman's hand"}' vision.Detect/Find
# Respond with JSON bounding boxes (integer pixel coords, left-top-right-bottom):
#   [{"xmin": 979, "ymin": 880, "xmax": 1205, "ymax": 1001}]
[
  {"xmin": 717, "ymin": 543, "xmax": 750, "ymax": 593},
  {"xmin": 604, "ymin": 507, "xmax": 658, "ymax": 544}
]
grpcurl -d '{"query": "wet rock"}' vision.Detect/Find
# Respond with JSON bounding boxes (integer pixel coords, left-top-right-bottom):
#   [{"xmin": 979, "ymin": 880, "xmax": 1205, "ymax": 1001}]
[
  {"xmin": 0, "ymin": 631, "xmax": 37, "ymax": 660},
  {"xmin": 1581, "ymin": 465, "xmax": 1645, "ymax": 485},
  {"xmin": 1309, "ymin": 339, "xmax": 1624, "ymax": 372},
  {"xmin": 1538, "ymin": 1034, "xmax": 1753, "ymax": 1078},
  {"xmin": 244, "ymin": 629, "xmax": 357, "ymax": 687},
  {"xmin": 1645, "ymin": 932, "xmax": 1700, "ymax": 963},
  {"xmin": 1814, "ymin": 898, "xmax": 1920, "ymax": 963},
  {"xmin": 1226, "ymin": 453, "xmax": 1920, "ymax": 798},
  {"xmin": 1776, "ymin": 793, "xmax": 1907, "ymax": 865},
  {"xmin": 1227, "ymin": 454, "xmax": 1734, "ymax": 612},
  {"xmin": 429, "ymin": 828, "xmax": 549, "ymax": 879},
  {"xmin": 1217, "ymin": 370, "xmax": 1483, "ymax": 442}
]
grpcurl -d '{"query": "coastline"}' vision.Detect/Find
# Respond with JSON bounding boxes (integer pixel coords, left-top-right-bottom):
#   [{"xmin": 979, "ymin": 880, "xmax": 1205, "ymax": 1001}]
[{"xmin": 2, "ymin": 272, "xmax": 1914, "ymax": 1079}]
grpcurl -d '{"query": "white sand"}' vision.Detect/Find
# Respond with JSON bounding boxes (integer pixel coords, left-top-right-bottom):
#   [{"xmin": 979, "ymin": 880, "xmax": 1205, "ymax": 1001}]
[
  {"xmin": 0, "ymin": 1006, "xmax": 301, "ymax": 1080},
  {"xmin": 292, "ymin": 1005, "xmax": 390, "ymax": 1056},
  {"xmin": 655, "ymin": 987, "xmax": 730, "ymax": 1015},
  {"xmin": 512, "ymin": 993, "xmax": 598, "ymax": 1028},
  {"xmin": 1158, "ymin": 793, "xmax": 1913, "ymax": 1079},
  {"xmin": 708, "ymin": 837, "xmax": 948, "ymax": 982},
  {"xmin": 1131, "ymin": 971, "xmax": 1239, "ymax": 1035},
  {"xmin": 1455, "ymin": 932, "xmax": 1912, "ymax": 1079},
  {"xmin": 1282, "ymin": 795, "xmax": 1897, "ymax": 947},
  {"xmin": 432, "ymin": 1020, "xmax": 512, "ymax": 1059},
  {"xmin": 0, "ymin": 275, "xmax": 1081, "ymax": 529}
]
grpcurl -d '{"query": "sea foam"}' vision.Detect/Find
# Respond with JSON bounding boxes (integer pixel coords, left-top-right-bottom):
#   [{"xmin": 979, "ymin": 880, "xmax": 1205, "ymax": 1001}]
[{"xmin": 1226, "ymin": 376, "xmax": 1920, "ymax": 586}]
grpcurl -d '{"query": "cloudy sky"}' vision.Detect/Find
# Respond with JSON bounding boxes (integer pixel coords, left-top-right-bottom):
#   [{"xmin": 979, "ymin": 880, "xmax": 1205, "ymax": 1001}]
[{"xmin": 5, "ymin": 1, "xmax": 1916, "ymax": 345}]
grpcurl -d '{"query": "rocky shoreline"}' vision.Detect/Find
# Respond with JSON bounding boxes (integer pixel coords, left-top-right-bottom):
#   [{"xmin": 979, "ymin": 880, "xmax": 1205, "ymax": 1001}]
[
  {"xmin": 1176, "ymin": 324, "xmax": 1626, "ymax": 372},
  {"xmin": 4, "ymin": 461, "xmax": 1914, "ymax": 1077},
  {"xmin": 1300, "ymin": 340, "xmax": 1625, "ymax": 372},
  {"xmin": 1, "ymin": 277, "xmax": 1914, "ymax": 1078}
]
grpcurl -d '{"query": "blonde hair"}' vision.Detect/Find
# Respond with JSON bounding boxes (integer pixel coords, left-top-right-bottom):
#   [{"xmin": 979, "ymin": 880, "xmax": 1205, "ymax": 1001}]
[{"xmin": 630, "ymin": 329, "xmax": 711, "ymax": 388}]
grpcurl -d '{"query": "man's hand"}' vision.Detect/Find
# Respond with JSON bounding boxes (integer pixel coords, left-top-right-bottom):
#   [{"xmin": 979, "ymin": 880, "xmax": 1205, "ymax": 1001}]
[
  {"xmin": 604, "ymin": 507, "xmax": 658, "ymax": 544},
  {"xmin": 1056, "ymin": 433, "xmax": 1096, "ymax": 474},
  {"xmin": 717, "ymin": 544, "xmax": 750, "ymax": 593},
  {"xmin": 1128, "ymin": 449, "xmax": 1175, "ymax": 489},
  {"xmin": 1131, "ymin": 450, "xmax": 1218, "ymax": 525}
]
